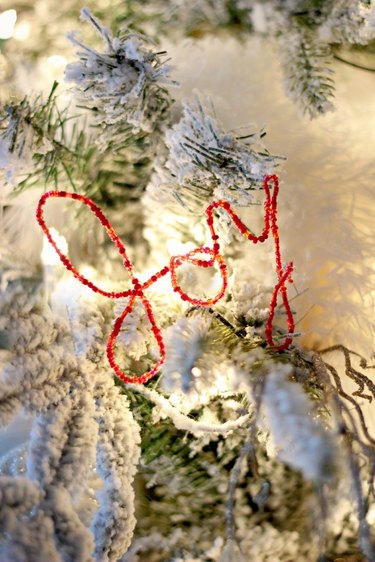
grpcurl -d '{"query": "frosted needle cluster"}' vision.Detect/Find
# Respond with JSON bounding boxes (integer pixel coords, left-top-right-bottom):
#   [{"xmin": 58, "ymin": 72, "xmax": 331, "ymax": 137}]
[{"xmin": 65, "ymin": 8, "xmax": 175, "ymax": 150}]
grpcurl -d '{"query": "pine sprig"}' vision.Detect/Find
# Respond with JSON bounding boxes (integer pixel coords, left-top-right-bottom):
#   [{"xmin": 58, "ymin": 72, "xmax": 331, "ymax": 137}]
[
  {"xmin": 157, "ymin": 95, "xmax": 284, "ymax": 210},
  {"xmin": 0, "ymin": 85, "xmax": 162, "ymax": 210},
  {"xmin": 280, "ymin": 23, "xmax": 335, "ymax": 118},
  {"xmin": 0, "ymin": 82, "xmax": 88, "ymax": 192},
  {"xmin": 65, "ymin": 8, "xmax": 175, "ymax": 152}
]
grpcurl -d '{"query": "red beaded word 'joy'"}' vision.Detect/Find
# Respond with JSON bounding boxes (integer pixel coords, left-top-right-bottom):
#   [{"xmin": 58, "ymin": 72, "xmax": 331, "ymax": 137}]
[{"xmin": 36, "ymin": 175, "xmax": 294, "ymax": 384}]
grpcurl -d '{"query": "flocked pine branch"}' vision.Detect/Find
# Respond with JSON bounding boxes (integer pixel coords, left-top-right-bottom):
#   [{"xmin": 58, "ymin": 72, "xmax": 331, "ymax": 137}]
[
  {"xmin": 0, "ymin": 94, "xmax": 159, "ymax": 211},
  {"xmin": 279, "ymin": 23, "xmax": 336, "ymax": 118},
  {"xmin": 65, "ymin": 8, "xmax": 176, "ymax": 152},
  {"xmin": 148, "ymin": 95, "xmax": 284, "ymax": 213},
  {"xmin": 127, "ymin": 378, "xmax": 323, "ymax": 561},
  {"xmin": 144, "ymin": 95, "xmax": 285, "ymax": 258},
  {"xmin": 0, "ymin": 90, "xmax": 55, "ymax": 189},
  {"xmin": 0, "ymin": 83, "xmax": 107, "ymax": 198}
]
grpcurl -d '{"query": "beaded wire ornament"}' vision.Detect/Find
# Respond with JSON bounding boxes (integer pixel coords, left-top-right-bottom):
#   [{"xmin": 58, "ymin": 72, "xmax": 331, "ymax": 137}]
[{"xmin": 36, "ymin": 175, "xmax": 295, "ymax": 384}]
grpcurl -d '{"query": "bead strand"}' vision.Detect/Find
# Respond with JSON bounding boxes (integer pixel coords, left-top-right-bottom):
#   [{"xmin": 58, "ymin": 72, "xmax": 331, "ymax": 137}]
[{"xmin": 36, "ymin": 175, "xmax": 295, "ymax": 384}]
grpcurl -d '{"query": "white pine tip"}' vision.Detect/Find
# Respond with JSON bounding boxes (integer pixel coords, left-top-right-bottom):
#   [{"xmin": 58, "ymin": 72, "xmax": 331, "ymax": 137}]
[{"xmin": 262, "ymin": 365, "xmax": 337, "ymax": 482}]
